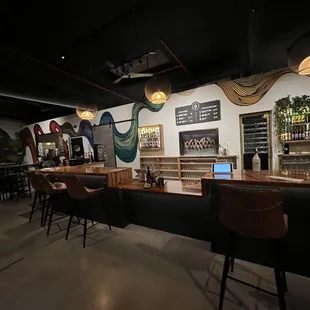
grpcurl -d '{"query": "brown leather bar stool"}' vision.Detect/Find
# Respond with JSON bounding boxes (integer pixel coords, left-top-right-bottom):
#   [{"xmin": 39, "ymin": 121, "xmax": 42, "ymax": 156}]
[
  {"xmin": 26, "ymin": 171, "xmax": 48, "ymax": 226},
  {"xmin": 218, "ymin": 185, "xmax": 288, "ymax": 310},
  {"xmin": 58, "ymin": 174, "xmax": 111, "ymax": 248},
  {"xmin": 35, "ymin": 173, "xmax": 67, "ymax": 233}
]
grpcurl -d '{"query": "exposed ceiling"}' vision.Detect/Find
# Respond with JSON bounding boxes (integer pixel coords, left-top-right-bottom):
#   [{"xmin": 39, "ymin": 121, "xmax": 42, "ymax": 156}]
[{"xmin": 0, "ymin": 0, "xmax": 310, "ymax": 123}]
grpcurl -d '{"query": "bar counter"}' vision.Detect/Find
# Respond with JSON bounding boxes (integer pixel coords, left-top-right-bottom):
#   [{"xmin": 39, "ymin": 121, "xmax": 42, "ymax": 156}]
[
  {"xmin": 38, "ymin": 164, "xmax": 310, "ymax": 278},
  {"xmin": 40, "ymin": 164, "xmax": 132, "ymax": 187},
  {"xmin": 202, "ymin": 170, "xmax": 310, "ymax": 278},
  {"xmin": 202, "ymin": 170, "xmax": 310, "ymax": 189},
  {"xmin": 110, "ymin": 180, "xmax": 202, "ymax": 196}
]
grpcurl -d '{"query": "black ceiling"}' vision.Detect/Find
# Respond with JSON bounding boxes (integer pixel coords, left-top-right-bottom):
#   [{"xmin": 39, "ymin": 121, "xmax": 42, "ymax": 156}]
[{"xmin": 1, "ymin": 0, "xmax": 310, "ymax": 123}]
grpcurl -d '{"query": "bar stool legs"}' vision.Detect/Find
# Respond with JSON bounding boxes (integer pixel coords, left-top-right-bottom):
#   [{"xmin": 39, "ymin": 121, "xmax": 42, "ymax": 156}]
[
  {"xmin": 83, "ymin": 218, "xmax": 87, "ymax": 248},
  {"xmin": 40, "ymin": 194, "xmax": 47, "ymax": 227},
  {"xmin": 65, "ymin": 215, "xmax": 74, "ymax": 241},
  {"xmin": 230, "ymin": 257, "xmax": 235, "ymax": 273},
  {"xmin": 218, "ymin": 232, "xmax": 287, "ymax": 310},
  {"xmin": 29, "ymin": 191, "xmax": 38, "ymax": 223}
]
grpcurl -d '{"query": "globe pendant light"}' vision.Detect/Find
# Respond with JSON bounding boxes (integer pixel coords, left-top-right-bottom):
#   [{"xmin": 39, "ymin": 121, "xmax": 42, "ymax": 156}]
[
  {"xmin": 76, "ymin": 104, "xmax": 98, "ymax": 120},
  {"xmin": 288, "ymin": 32, "xmax": 310, "ymax": 75},
  {"xmin": 145, "ymin": 76, "xmax": 171, "ymax": 104}
]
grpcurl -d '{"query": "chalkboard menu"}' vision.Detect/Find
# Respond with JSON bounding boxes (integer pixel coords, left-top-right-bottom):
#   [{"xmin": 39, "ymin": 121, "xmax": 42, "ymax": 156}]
[{"xmin": 175, "ymin": 100, "xmax": 221, "ymax": 126}]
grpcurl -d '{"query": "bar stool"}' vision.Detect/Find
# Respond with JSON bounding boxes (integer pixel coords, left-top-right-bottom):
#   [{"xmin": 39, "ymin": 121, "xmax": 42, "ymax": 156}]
[
  {"xmin": 58, "ymin": 174, "xmax": 111, "ymax": 248},
  {"xmin": 34, "ymin": 174, "xmax": 67, "ymax": 233},
  {"xmin": 218, "ymin": 185, "xmax": 288, "ymax": 310},
  {"xmin": 26, "ymin": 171, "xmax": 48, "ymax": 225}
]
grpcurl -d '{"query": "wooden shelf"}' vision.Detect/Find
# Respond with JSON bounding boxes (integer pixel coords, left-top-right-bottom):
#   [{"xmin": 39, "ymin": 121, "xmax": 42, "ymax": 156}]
[
  {"xmin": 283, "ymin": 140, "xmax": 310, "ymax": 144},
  {"xmin": 181, "ymin": 169, "xmax": 209, "ymax": 173},
  {"xmin": 281, "ymin": 162, "xmax": 310, "ymax": 165},
  {"xmin": 158, "ymin": 163, "xmax": 178, "ymax": 165},
  {"xmin": 279, "ymin": 154, "xmax": 310, "ymax": 157},
  {"xmin": 180, "ymin": 162, "xmax": 213, "ymax": 165},
  {"xmin": 141, "ymin": 162, "xmax": 158, "ymax": 165},
  {"xmin": 180, "ymin": 157, "xmax": 217, "ymax": 161},
  {"xmin": 140, "ymin": 155, "xmax": 237, "ymax": 181}
]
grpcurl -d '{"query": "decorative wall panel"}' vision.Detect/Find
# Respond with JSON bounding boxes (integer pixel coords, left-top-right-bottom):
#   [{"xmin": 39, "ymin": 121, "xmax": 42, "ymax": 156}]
[{"xmin": 216, "ymin": 68, "xmax": 291, "ymax": 106}]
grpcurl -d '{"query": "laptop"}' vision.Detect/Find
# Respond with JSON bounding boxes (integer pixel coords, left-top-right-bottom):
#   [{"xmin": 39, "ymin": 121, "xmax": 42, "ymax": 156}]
[{"xmin": 212, "ymin": 163, "xmax": 233, "ymax": 174}]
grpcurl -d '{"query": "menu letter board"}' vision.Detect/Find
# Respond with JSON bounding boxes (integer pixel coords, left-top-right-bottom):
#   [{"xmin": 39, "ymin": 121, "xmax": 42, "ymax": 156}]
[{"xmin": 175, "ymin": 100, "xmax": 221, "ymax": 126}]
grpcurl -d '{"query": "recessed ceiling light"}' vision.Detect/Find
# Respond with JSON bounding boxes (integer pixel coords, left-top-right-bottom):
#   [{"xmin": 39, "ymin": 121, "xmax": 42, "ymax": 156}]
[{"xmin": 61, "ymin": 55, "xmax": 65, "ymax": 59}]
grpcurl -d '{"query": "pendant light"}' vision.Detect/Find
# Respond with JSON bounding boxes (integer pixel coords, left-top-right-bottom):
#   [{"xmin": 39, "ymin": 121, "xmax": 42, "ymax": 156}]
[
  {"xmin": 76, "ymin": 104, "xmax": 98, "ymax": 120},
  {"xmin": 145, "ymin": 76, "xmax": 171, "ymax": 104},
  {"xmin": 288, "ymin": 32, "xmax": 310, "ymax": 75}
]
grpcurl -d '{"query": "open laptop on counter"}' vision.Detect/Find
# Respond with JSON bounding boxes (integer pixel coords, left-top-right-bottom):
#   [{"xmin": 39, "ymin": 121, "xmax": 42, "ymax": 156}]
[{"xmin": 212, "ymin": 163, "xmax": 233, "ymax": 179}]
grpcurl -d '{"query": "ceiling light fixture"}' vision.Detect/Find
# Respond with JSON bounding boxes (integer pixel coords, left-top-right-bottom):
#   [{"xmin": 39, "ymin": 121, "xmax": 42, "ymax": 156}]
[
  {"xmin": 76, "ymin": 104, "xmax": 98, "ymax": 120},
  {"xmin": 145, "ymin": 76, "xmax": 171, "ymax": 104},
  {"xmin": 288, "ymin": 32, "xmax": 310, "ymax": 75},
  {"xmin": 61, "ymin": 55, "xmax": 65, "ymax": 60}
]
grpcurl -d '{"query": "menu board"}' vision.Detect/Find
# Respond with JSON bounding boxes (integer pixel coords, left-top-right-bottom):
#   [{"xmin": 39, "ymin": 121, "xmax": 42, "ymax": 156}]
[{"xmin": 175, "ymin": 100, "xmax": 221, "ymax": 126}]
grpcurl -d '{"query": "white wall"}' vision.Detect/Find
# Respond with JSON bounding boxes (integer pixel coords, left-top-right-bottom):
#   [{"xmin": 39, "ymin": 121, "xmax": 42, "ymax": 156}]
[
  {"xmin": 25, "ymin": 73, "xmax": 310, "ymax": 170},
  {"xmin": 0, "ymin": 118, "xmax": 25, "ymax": 137}
]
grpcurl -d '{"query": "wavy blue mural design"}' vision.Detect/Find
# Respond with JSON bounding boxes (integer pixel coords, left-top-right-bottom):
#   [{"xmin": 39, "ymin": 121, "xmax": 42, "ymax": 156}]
[
  {"xmin": 33, "ymin": 99, "xmax": 164, "ymax": 163},
  {"xmin": 99, "ymin": 98, "xmax": 164, "ymax": 163}
]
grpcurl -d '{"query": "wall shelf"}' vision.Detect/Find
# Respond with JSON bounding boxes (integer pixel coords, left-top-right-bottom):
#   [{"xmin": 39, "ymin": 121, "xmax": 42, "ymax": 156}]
[
  {"xmin": 279, "ymin": 154, "xmax": 310, "ymax": 157},
  {"xmin": 140, "ymin": 156, "xmax": 237, "ymax": 181},
  {"xmin": 283, "ymin": 140, "xmax": 310, "ymax": 144},
  {"xmin": 181, "ymin": 169, "xmax": 208, "ymax": 173}
]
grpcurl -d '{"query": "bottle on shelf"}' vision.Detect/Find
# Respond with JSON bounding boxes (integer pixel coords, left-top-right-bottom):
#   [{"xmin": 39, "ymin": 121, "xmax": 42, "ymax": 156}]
[
  {"xmin": 292, "ymin": 126, "xmax": 295, "ymax": 140},
  {"xmin": 252, "ymin": 148, "xmax": 261, "ymax": 172},
  {"xmin": 298, "ymin": 125, "xmax": 302, "ymax": 140},
  {"xmin": 288, "ymin": 126, "xmax": 292, "ymax": 141},
  {"xmin": 302, "ymin": 125, "xmax": 306, "ymax": 140},
  {"xmin": 284, "ymin": 124, "xmax": 288, "ymax": 141},
  {"xmin": 306, "ymin": 122, "xmax": 309, "ymax": 140},
  {"xmin": 284, "ymin": 143, "xmax": 289, "ymax": 155},
  {"xmin": 146, "ymin": 165, "xmax": 153, "ymax": 187},
  {"xmin": 295, "ymin": 126, "xmax": 299, "ymax": 140}
]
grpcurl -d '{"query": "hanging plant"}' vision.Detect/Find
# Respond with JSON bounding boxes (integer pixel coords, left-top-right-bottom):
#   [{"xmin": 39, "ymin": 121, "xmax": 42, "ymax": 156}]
[{"xmin": 274, "ymin": 95, "xmax": 310, "ymax": 142}]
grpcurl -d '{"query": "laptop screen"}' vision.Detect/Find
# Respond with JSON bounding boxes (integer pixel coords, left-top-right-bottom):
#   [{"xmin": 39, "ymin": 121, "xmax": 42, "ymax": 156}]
[{"xmin": 212, "ymin": 163, "xmax": 232, "ymax": 173}]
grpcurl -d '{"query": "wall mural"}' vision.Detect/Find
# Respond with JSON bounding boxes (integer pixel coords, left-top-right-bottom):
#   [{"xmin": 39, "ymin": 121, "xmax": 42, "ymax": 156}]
[
  {"xmin": 28, "ymin": 98, "xmax": 164, "ymax": 163},
  {"xmin": 0, "ymin": 127, "xmax": 36, "ymax": 163},
  {"xmin": 216, "ymin": 68, "xmax": 291, "ymax": 106},
  {"xmin": 22, "ymin": 68, "xmax": 303, "ymax": 163}
]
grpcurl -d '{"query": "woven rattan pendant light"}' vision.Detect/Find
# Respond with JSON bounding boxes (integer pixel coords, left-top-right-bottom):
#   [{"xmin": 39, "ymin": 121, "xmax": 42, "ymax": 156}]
[
  {"xmin": 288, "ymin": 32, "xmax": 310, "ymax": 75},
  {"xmin": 76, "ymin": 104, "xmax": 98, "ymax": 120},
  {"xmin": 145, "ymin": 76, "xmax": 171, "ymax": 104}
]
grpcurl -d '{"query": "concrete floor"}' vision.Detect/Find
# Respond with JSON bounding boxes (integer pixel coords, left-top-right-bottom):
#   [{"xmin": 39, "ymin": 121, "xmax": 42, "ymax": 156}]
[{"xmin": 0, "ymin": 199, "xmax": 310, "ymax": 310}]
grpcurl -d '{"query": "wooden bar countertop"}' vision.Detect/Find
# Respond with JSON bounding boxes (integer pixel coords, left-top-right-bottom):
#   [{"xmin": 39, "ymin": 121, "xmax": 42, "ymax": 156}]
[
  {"xmin": 202, "ymin": 170, "xmax": 310, "ymax": 188},
  {"xmin": 40, "ymin": 164, "xmax": 132, "ymax": 187},
  {"xmin": 110, "ymin": 180, "xmax": 203, "ymax": 197},
  {"xmin": 40, "ymin": 164, "xmax": 128, "ymax": 176}
]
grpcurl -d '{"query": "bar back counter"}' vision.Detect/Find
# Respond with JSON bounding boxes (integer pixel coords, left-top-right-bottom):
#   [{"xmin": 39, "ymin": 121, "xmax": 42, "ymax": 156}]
[{"xmin": 40, "ymin": 164, "xmax": 310, "ymax": 278}]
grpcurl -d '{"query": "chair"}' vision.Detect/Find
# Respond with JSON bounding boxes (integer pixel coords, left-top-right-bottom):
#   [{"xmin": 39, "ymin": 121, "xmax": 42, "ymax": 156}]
[
  {"xmin": 34, "ymin": 173, "xmax": 67, "ymax": 233},
  {"xmin": 218, "ymin": 185, "xmax": 288, "ymax": 310},
  {"xmin": 26, "ymin": 171, "xmax": 48, "ymax": 225},
  {"xmin": 58, "ymin": 174, "xmax": 111, "ymax": 248}
]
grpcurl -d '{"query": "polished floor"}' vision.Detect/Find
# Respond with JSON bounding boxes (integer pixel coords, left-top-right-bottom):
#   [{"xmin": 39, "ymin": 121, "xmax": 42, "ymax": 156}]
[{"xmin": 0, "ymin": 199, "xmax": 310, "ymax": 310}]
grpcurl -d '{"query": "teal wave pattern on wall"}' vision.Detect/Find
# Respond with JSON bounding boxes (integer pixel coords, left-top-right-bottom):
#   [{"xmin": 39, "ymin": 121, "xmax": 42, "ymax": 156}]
[{"xmin": 99, "ymin": 99, "xmax": 164, "ymax": 163}]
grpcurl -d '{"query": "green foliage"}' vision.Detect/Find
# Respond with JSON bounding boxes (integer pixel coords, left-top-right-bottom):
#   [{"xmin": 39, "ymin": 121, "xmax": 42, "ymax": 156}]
[
  {"xmin": 0, "ymin": 129, "xmax": 25, "ymax": 164},
  {"xmin": 274, "ymin": 95, "xmax": 310, "ymax": 143}
]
